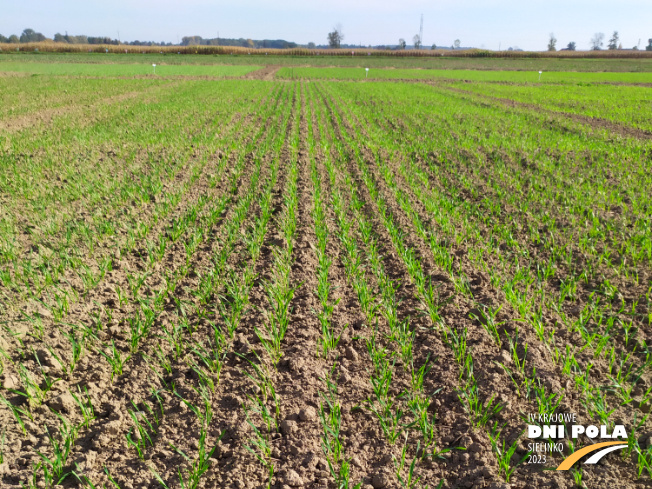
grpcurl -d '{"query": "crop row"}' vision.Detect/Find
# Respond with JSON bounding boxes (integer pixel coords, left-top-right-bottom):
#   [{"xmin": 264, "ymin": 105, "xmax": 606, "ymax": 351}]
[{"xmin": 1, "ymin": 76, "xmax": 650, "ymax": 488}]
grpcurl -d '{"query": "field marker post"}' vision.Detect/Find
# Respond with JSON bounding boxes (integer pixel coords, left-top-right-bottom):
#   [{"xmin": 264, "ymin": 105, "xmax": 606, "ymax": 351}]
[
  {"xmin": 538, "ymin": 70, "xmax": 542, "ymax": 81},
  {"xmin": 365, "ymin": 67, "xmax": 369, "ymax": 78},
  {"xmin": 153, "ymin": 63, "xmax": 157, "ymax": 74}
]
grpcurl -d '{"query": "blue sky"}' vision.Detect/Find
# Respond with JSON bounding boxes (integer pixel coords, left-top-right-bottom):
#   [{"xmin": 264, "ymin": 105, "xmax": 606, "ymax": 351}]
[{"xmin": 1, "ymin": 0, "xmax": 650, "ymax": 51}]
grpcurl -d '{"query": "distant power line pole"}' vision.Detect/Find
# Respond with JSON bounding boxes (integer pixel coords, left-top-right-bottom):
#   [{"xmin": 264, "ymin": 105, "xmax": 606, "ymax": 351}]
[{"xmin": 419, "ymin": 14, "xmax": 423, "ymax": 46}]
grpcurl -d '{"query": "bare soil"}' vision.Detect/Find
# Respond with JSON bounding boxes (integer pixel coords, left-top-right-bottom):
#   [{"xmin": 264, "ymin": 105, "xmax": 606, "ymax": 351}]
[
  {"xmin": 442, "ymin": 84, "xmax": 652, "ymax": 140},
  {"xmin": 1, "ymin": 79, "xmax": 650, "ymax": 489},
  {"xmin": 245, "ymin": 65, "xmax": 281, "ymax": 81}
]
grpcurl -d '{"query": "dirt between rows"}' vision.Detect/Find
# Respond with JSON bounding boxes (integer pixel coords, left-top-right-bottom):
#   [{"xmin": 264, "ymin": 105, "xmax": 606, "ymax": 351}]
[
  {"xmin": 0, "ymin": 71, "xmax": 31, "ymax": 78},
  {"xmin": 245, "ymin": 65, "xmax": 282, "ymax": 81},
  {"xmin": 316, "ymin": 82, "xmax": 652, "ymax": 487},
  {"xmin": 0, "ymin": 84, "xmax": 281, "ymax": 321},
  {"xmin": 336, "ymin": 78, "xmax": 651, "ymax": 334},
  {"xmin": 327, "ymin": 77, "xmax": 652, "ymax": 367},
  {"xmin": 369, "ymin": 83, "xmax": 652, "ymax": 354},
  {"xmin": 313, "ymin": 98, "xmax": 500, "ymax": 488},
  {"xmin": 0, "ymin": 92, "xmax": 289, "ymax": 487},
  {"xmin": 2, "ymin": 83, "xmax": 282, "ymax": 321},
  {"xmin": 1, "ymin": 80, "xmax": 651, "ymax": 489},
  {"xmin": 0, "ymin": 83, "xmax": 175, "ymax": 134},
  {"xmin": 440, "ymin": 83, "xmax": 652, "ymax": 140},
  {"xmin": 274, "ymin": 74, "xmax": 652, "ymax": 91}
]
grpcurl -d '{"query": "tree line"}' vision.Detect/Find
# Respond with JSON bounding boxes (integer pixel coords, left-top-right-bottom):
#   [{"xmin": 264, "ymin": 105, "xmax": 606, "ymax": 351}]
[
  {"xmin": 547, "ymin": 31, "xmax": 652, "ymax": 51},
  {"xmin": 0, "ymin": 28, "xmax": 298, "ymax": 49},
  {"xmin": 0, "ymin": 28, "xmax": 162, "ymax": 46},
  {"xmin": 0, "ymin": 28, "xmax": 46, "ymax": 44},
  {"xmin": 4, "ymin": 26, "xmax": 652, "ymax": 53},
  {"xmin": 180, "ymin": 36, "xmax": 297, "ymax": 49},
  {"xmin": 327, "ymin": 25, "xmax": 463, "ymax": 50}
]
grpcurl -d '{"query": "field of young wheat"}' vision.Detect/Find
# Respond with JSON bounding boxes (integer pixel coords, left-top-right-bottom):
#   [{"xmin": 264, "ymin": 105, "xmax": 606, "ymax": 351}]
[{"xmin": 0, "ymin": 61, "xmax": 651, "ymax": 489}]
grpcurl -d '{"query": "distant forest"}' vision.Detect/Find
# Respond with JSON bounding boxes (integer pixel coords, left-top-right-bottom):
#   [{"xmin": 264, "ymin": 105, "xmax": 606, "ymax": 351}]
[
  {"xmin": 181, "ymin": 36, "xmax": 297, "ymax": 49},
  {"xmin": 0, "ymin": 28, "xmax": 301, "ymax": 48},
  {"xmin": 1, "ymin": 27, "xmax": 467, "ymax": 50}
]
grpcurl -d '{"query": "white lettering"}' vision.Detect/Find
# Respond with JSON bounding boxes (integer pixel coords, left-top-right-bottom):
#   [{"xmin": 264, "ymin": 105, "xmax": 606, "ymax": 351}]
[
  {"xmin": 528, "ymin": 425, "xmax": 542, "ymax": 438},
  {"xmin": 600, "ymin": 425, "xmax": 612, "ymax": 439},
  {"xmin": 586, "ymin": 425, "xmax": 599, "ymax": 438},
  {"xmin": 543, "ymin": 425, "xmax": 558, "ymax": 438},
  {"xmin": 612, "ymin": 425, "xmax": 627, "ymax": 439},
  {"xmin": 572, "ymin": 425, "xmax": 585, "ymax": 438}
]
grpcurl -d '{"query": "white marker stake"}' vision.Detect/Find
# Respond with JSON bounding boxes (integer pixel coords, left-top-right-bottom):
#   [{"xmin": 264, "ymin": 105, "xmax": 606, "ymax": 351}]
[
  {"xmin": 538, "ymin": 70, "xmax": 542, "ymax": 81},
  {"xmin": 365, "ymin": 67, "xmax": 369, "ymax": 78},
  {"xmin": 153, "ymin": 63, "xmax": 157, "ymax": 74}
]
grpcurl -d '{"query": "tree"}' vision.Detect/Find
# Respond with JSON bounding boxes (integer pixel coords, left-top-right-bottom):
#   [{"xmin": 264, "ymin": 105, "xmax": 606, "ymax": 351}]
[
  {"xmin": 20, "ymin": 28, "xmax": 36, "ymax": 42},
  {"xmin": 608, "ymin": 31, "xmax": 619, "ymax": 50},
  {"xmin": 181, "ymin": 36, "xmax": 203, "ymax": 46},
  {"xmin": 20, "ymin": 28, "xmax": 45, "ymax": 43},
  {"xmin": 431, "ymin": 43, "xmax": 437, "ymax": 50},
  {"xmin": 70, "ymin": 34, "xmax": 88, "ymax": 44},
  {"xmin": 398, "ymin": 38, "xmax": 406, "ymax": 49},
  {"xmin": 413, "ymin": 34, "xmax": 421, "ymax": 49},
  {"xmin": 0, "ymin": 34, "xmax": 8, "ymax": 43},
  {"xmin": 566, "ymin": 41, "xmax": 576, "ymax": 51},
  {"xmin": 8, "ymin": 35, "xmax": 19, "ymax": 43},
  {"xmin": 453, "ymin": 39, "xmax": 461, "ymax": 49},
  {"xmin": 547, "ymin": 33, "xmax": 557, "ymax": 51},
  {"xmin": 646, "ymin": 39, "xmax": 652, "ymax": 51},
  {"xmin": 88, "ymin": 36, "xmax": 114, "ymax": 45},
  {"xmin": 327, "ymin": 24, "xmax": 343, "ymax": 49},
  {"xmin": 308, "ymin": 42, "xmax": 315, "ymax": 49},
  {"xmin": 590, "ymin": 32, "xmax": 605, "ymax": 50}
]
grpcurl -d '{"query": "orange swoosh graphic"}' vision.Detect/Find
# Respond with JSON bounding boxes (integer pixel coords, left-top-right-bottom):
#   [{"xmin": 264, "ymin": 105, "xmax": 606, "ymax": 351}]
[{"xmin": 556, "ymin": 441, "xmax": 626, "ymax": 470}]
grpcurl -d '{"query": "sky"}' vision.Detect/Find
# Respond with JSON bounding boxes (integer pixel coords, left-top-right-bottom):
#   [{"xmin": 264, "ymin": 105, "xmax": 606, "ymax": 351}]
[{"xmin": 1, "ymin": 0, "xmax": 651, "ymax": 51}]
